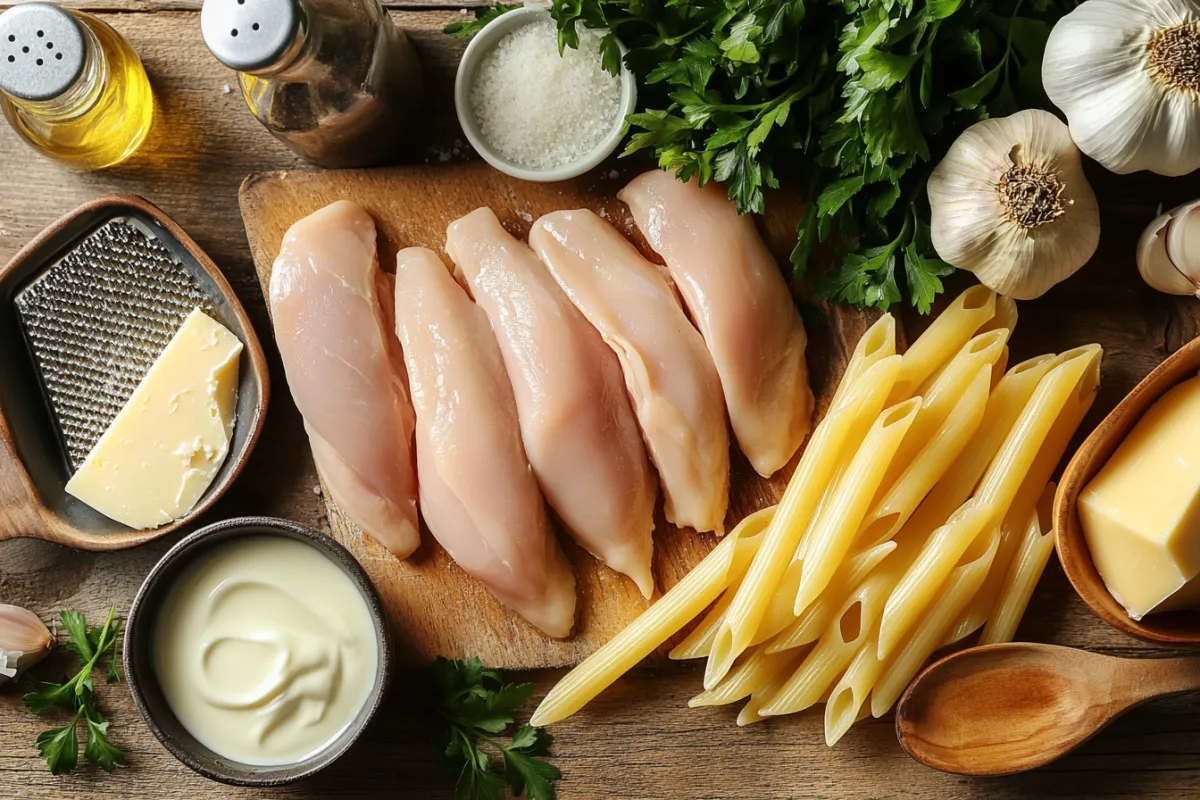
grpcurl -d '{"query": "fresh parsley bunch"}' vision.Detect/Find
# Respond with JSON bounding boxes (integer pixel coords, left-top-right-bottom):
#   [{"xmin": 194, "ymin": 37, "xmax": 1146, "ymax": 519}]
[
  {"xmin": 543, "ymin": 0, "xmax": 1077, "ymax": 312},
  {"xmin": 430, "ymin": 657, "xmax": 560, "ymax": 800},
  {"xmin": 22, "ymin": 608, "xmax": 126, "ymax": 775}
]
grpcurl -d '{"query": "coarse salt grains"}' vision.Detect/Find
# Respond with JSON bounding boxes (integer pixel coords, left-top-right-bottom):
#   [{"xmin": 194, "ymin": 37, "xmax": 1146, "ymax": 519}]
[{"xmin": 469, "ymin": 20, "xmax": 622, "ymax": 171}]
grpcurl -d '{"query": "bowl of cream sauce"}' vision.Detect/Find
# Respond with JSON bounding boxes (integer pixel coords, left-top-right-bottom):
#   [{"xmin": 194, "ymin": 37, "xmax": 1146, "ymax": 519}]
[{"xmin": 123, "ymin": 517, "xmax": 392, "ymax": 785}]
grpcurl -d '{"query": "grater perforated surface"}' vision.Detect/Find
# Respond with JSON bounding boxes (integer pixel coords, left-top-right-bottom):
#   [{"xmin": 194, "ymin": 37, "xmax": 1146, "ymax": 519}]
[{"xmin": 14, "ymin": 218, "xmax": 211, "ymax": 471}]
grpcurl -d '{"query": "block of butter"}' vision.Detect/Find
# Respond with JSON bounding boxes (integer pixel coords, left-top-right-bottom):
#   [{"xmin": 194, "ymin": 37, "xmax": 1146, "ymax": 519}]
[
  {"xmin": 1079, "ymin": 374, "xmax": 1200, "ymax": 620},
  {"xmin": 65, "ymin": 308, "xmax": 243, "ymax": 529}
]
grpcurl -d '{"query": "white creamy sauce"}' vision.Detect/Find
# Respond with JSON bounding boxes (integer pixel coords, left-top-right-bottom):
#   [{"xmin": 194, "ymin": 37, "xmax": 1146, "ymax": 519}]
[{"xmin": 153, "ymin": 536, "xmax": 379, "ymax": 766}]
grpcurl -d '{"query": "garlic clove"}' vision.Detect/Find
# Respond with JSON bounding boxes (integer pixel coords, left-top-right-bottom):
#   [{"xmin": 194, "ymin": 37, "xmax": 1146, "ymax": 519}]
[
  {"xmin": 1165, "ymin": 199, "xmax": 1200, "ymax": 274},
  {"xmin": 0, "ymin": 604, "xmax": 53, "ymax": 684},
  {"xmin": 1136, "ymin": 210, "xmax": 1198, "ymax": 296}
]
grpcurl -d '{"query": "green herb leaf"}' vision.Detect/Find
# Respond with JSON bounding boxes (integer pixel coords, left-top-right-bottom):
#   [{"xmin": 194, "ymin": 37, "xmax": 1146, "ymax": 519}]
[
  {"xmin": 903, "ymin": 241, "xmax": 955, "ymax": 314},
  {"xmin": 60, "ymin": 611, "xmax": 95, "ymax": 664},
  {"xmin": 502, "ymin": 725, "xmax": 561, "ymax": 800},
  {"xmin": 817, "ymin": 176, "xmax": 865, "ymax": 219},
  {"xmin": 84, "ymin": 715, "xmax": 126, "ymax": 773},
  {"xmin": 36, "ymin": 713, "xmax": 80, "ymax": 776},
  {"xmin": 24, "ymin": 681, "xmax": 77, "ymax": 714}
]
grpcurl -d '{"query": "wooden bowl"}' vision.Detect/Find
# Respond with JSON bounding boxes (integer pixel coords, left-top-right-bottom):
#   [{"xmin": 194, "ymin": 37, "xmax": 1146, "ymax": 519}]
[
  {"xmin": 1055, "ymin": 335, "xmax": 1200, "ymax": 645},
  {"xmin": 123, "ymin": 517, "xmax": 393, "ymax": 786},
  {"xmin": 0, "ymin": 195, "xmax": 269, "ymax": 550}
]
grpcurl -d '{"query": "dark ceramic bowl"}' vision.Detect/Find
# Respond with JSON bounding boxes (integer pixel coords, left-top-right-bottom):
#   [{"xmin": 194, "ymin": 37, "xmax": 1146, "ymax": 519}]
[{"xmin": 123, "ymin": 517, "xmax": 392, "ymax": 786}]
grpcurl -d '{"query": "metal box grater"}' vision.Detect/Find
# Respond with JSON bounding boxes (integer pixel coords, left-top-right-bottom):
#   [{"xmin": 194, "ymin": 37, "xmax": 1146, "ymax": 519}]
[
  {"xmin": 0, "ymin": 195, "xmax": 269, "ymax": 550},
  {"xmin": 14, "ymin": 218, "xmax": 214, "ymax": 470}
]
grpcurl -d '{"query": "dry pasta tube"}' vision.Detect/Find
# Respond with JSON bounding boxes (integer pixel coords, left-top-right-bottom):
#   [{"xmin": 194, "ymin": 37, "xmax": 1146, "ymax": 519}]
[
  {"xmin": 830, "ymin": 313, "xmax": 898, "ymax": 409},
  {"xmin": 870, "ymin": 529, "xmax": 1001, "ymax": 718},
  {"xmin": 856, "ymin": 364, "xmax": 991, "ymax": 547},
  {"xmin": 705, "ymin": 355, "xmax": 903, "ymax": 689},
  {"xmin": 886, "ymin": 285, "xmax": 996, "ymax": 403},
  {"xmin": 876, "ymin": 499, "xmax": 996, "ymax": 659},
  {"xmin": 881, "ymin": 329, "xmax": 1009, "ymax": 493},
  {"xmin": 980, "ymin": 483, "xmax": 1056, "ymax": 645},
  {"xmin": 763, "ymin": 567, "xmax": 891, "ymax": 716},
  {"xmin": 669, "ymin": 587, "xmax": 736, "ymax": 661},
  {"xmin": 529, "ymin": 509, "xmax": 771, "ymax": 727},
  {"xmin": 973, "ymin": 344, "xmax": 1101, "ymax": 527},
  {"xmin": 946, "ymin": 345, "xmax": 1101, "ymax": 643},
  {"xmin": 902, "ymin": 353, "xmax": 1057, "ymax": 543},
  {"xmin": 689, "ymin": 645, "xmax": 806, "ymax": 707},
  {"xmin": 768, "ymin": 541, "xmax": 896, "ymax": 653},
  {"xmin": 824, "ymin": 636, "xmax": 886, "ymax": 746},
  {"xmin": 749, "ymin": 557, "xmax": 805, "ymax": 646},
  {"xmin": 737, "ymin": 668, "xmax": 795, "ymax": 727},
  {"xmin": 791, "ymin": 398, "xmax": 922, "ymax": 620}
]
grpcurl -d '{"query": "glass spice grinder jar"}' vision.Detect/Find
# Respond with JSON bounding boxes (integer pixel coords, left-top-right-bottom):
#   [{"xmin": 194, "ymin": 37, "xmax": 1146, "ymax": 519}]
[
  {"xmin": 200, "ymin": 0, "xmax": 424, "ymax": 168},
  {"xmin": 0, "ymin": 4, "xmax": 154, "ymax": 170}
]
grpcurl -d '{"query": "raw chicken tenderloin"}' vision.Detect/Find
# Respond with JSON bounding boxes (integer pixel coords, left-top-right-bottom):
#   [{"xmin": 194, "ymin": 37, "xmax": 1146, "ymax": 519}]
[
  {"xmin": 530, "ymin": 210, "xmax": 730, "ymax": 534},
  {"xmin": 394, "ymin": 246, "xmax": 577, "ymax": 638},
  {"xmin": 269, "ymin": 200, "xmax": 420, "ymax": 557},
  {"xmin": 619, "ymin": 170, "xmax": 814, "ymax": 477},
  {"xmin": 446, "ymin": 208, "xmax": 658, "ymax": 598}
]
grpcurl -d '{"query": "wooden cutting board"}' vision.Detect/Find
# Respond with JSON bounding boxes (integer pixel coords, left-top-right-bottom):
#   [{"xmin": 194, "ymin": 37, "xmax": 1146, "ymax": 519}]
[{"xmin": 238, "ymin": 162, "xmax": 873, "ymax": 669}]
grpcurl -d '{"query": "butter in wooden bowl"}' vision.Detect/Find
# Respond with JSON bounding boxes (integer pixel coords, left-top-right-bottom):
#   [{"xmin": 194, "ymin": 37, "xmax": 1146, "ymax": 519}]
[{"xmin": 1078, "ymin": 374, "xmax": 1200, "ymax": 620}]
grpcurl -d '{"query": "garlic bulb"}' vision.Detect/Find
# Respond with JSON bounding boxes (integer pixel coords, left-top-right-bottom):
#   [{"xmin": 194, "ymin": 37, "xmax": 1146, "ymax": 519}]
[
  {"xmin": 1043, "ymin": 0, "xmax": 1200, "ymax": 176},
  {"xmin": 927, "ymin": 109, "xmax": 1101, "ymax": 300},
  {"xmin": 1137, "ymin": 199, "xmax": 1200, "ymax": 295},
  {"xmin": 0, "ymin": 604, "xmax": 53, "ymax": 685}
]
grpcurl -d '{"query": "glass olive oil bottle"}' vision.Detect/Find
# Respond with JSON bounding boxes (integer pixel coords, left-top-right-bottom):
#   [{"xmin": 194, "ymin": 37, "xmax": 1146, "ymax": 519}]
[{"xmin": 0, "ymin": 4, "xmax": 154, "ymax": 170}]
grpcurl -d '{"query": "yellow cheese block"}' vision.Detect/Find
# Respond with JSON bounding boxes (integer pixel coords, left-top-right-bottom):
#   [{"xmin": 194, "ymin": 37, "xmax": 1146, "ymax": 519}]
[
  {"xmin": 65, "ymin": 308, "xmax": 243, "ymax": 529},
  {"xmin": 1079, "ymin": 375, "xmax": 1200, "ymax": 620}
]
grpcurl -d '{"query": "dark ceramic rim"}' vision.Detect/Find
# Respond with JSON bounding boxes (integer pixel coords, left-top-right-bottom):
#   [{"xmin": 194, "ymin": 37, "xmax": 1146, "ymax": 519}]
[{"xmin": 122, "ymin": 516, "xmax": 392, "ymax": 786}]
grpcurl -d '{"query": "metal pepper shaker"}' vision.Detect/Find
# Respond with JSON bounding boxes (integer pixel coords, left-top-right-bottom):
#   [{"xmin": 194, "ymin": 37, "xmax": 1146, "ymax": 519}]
[{"xmin": 200, "ymin": 0, "xmax": 424, "ymax": 168}]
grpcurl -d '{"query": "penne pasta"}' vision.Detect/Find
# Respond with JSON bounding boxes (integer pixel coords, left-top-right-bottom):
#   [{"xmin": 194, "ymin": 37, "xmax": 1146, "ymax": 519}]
[
  {"xmin": 529, "ymin": 508, "xmax": 772, "ymax": 727},
  {"xmin": 901, "ymin": 353, "xmax": 1058, "ymax": 543},
  {"xmin": 762, "ymin": 567, "xmax": 890, "ymax": 716},
  {"xmin": 992, "ymin": 346, "xmax": 1010, "ymax": 389},
  {"xmin": 768, "ymin": 541, "xmax": 895, "ymax": 652},
  {"xmin": 870, "ymin": 528, "xmax": 1002, "ymax": 718},
  {"xmin": 792, "ymin": 397, "xmax": 922, "ymax": 618},
  {"xmin": 689, "ymin": 645, "xmax": 806, "ymax": 707},
  {"xmin": 737, "ymin": 669, "xmax": 794, "ymax": 727},
  {"xmin": 669, "ymin": 588, "xmax": 736, "ymax": 661},
  {"xmin": 876, "ymin": 499, "xmax": 995, "ymax": 658},
  {"xmin": 750, "ymin": 557, "xmax": 806, "ymax": 646},
  {"xmin": 947, "ymin": 344, "xmax": 1102, "ymax": 643},
  {"xmin": 824, "ymin": 636, "xmax": 886, "ymax": 746},
  {"xmin": 830, "ymin": 314, "xmax": 899, "ymax": 410},
  {"xmin": 856, "ymin": 364, "xmax": 991, "ymax": 547},
  {"xmin": 980, "ymin": 483, "xmax": 1057, "ymax": 645},
  {"xmin": 887, "ymin": 285, "xmax": 996, "ymax": 403},
  {"xmin": 705, "ymin": 355, "xmax": 903, "ymax": 689}
]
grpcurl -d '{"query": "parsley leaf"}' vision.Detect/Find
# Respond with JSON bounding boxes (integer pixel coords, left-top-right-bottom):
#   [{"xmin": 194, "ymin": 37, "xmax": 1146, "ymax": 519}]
[
  {"xmin": 431, "ymin": 657, "xmax": 561, "ymax": 800},
  {"xmin": 22, "ymin": 607, "xmax": 126, "ymax": 776}
]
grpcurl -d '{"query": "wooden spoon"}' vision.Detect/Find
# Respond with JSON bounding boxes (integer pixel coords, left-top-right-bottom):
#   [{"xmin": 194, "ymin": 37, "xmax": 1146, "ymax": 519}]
[{"xmin": 896, "ymin": 642, "xmax": 1200, "ymax": 776}]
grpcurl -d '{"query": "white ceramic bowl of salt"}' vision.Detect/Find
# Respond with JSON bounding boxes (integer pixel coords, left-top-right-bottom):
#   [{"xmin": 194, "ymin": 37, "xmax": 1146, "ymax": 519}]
[{"xmin": 454, "ymin": 6, "xmax": 637, "ymax": 182}]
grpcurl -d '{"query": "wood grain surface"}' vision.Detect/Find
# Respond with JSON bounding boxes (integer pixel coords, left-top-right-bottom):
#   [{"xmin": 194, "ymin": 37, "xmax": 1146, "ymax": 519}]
[
  {"xmin": 2, "ymin": 8, "xmax": 1200, "ymax": 800},
  {"xmin": 238, "ymin": 163, "xmax": 862, "ymax": 669}
]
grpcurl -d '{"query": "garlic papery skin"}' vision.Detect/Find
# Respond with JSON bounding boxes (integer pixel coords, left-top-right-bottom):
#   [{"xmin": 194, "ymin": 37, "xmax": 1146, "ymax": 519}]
[
  {"xmin": 0, "ymin": 604, "xmax": 52, "ymax": 685},
  {"xmin": 1137, "ymin": 200, "xmax": 1200, "ymax": 296},
  {"xmin": 1043, "ymin": 0, "xmax": 1200, "ymax": 177},
  {"xmin": 927, "ymin": 109, "xmax": 1101, "ymax": 301}
]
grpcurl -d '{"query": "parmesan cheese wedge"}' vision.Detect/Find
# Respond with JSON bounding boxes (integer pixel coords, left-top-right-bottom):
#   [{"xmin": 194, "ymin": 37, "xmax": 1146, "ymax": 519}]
[{"xmin": 65, "ymin": 308, "xmax": 242, "ymax": 529}]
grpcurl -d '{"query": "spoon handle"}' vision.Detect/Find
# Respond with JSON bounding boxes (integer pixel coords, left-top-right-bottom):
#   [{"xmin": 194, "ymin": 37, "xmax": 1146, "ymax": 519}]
[{"xmin": 1112, "ymin": 654, "xmax": 1200, "ymax": 705}]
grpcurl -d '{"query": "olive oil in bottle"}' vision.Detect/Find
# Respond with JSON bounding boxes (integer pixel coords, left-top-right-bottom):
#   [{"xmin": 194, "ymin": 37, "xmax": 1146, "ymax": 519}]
[{"xmin": 0, "ymin": 4, "xmax": 154, "ymax": 170}]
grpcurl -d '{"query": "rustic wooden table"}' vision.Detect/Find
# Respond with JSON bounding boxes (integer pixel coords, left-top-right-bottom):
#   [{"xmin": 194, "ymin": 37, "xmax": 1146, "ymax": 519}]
[{"xmin": 2, "ymin": 3, "xmax": 1200, "ymax": 798}]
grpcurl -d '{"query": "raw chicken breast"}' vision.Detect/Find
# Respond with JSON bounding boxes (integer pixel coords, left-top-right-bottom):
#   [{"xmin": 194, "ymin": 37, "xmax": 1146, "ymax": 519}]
[
  {"xmin": 530, "ymin": 210, "xmax": 730, "ymax": 535},
  {"xmin": 447, "ymin": 208, "xmax": 658, "ymax": 598},
  {"xmin": 269, "ymin": 200, "xmax": 419, "ymax": 557},
  {"xmin": 394, "ymin": 246, "xmax": 577, "ymax": 638},
  {"xmin": 619, "ymin": 170, "xmax": 814, "ymax": 477}
]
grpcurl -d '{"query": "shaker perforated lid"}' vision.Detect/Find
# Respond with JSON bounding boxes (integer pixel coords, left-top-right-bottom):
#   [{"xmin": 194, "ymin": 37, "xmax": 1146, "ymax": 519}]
[
  {"xmin": 0, "ymin": 4, "xmax": 86, "ymax": 102},
  {"xmin": 201, "ymin": 0, "xmax": 300, "ymax": 72}
]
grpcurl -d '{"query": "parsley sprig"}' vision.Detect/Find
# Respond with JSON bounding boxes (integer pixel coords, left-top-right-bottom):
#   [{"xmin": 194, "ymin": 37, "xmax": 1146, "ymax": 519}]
[
  {"xmin": 547, "ymin": 0, "xmax": 1077, "ymax": 312},
  {"xmin": 22, "ymin": 608, "xmax": 126, "ymax": 775},
  {"xmin": 431, "ymin": 657, "xmax": 561, "ymax": 800}
]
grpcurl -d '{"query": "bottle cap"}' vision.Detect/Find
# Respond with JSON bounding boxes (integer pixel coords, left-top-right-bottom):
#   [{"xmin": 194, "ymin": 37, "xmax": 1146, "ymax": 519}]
[
  {"xmin": 201, "ymin": 0, "xmax": 300, "ymax": 72},
  {"xmin": 0, "ymin": 4, "xmax": 86, "ymax": 102}
]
